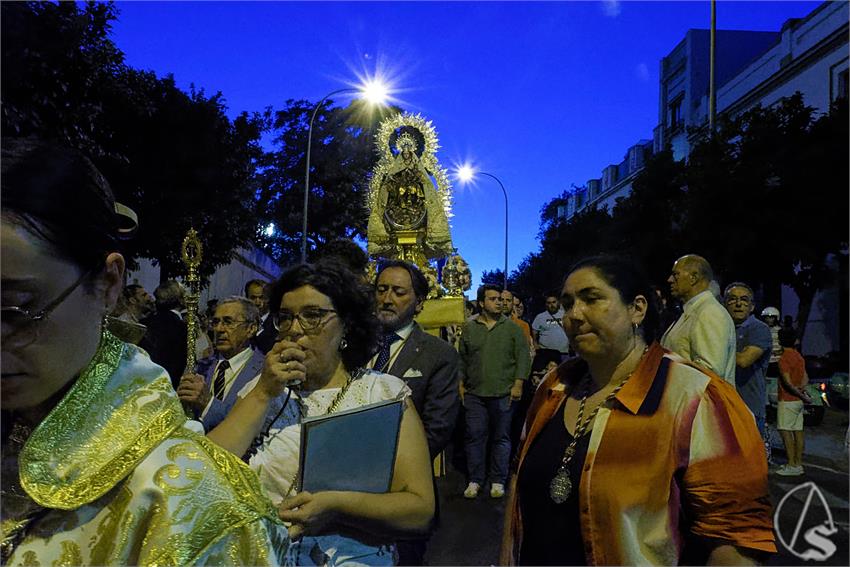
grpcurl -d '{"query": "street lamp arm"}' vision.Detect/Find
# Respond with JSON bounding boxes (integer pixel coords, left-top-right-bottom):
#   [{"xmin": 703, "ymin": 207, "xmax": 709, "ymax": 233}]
[
  {"xmin": 301, "ymin": 88, "xmax": 359, "ymax": 263},
  {"xmin": 477, "ymin": 171, "xmax": 509, "ymax": 290}
]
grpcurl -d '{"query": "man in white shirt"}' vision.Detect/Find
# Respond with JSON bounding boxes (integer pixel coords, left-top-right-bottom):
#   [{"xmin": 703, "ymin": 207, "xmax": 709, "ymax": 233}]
[
  {"xmin": 531, "ymin": 294, "xmax": 570, "ymax": 356},
  {"xmin": 177, "ymin": 296, "xmax": 266, "ymax": 431},
  {"xmin": 661, "ymin": 254, "xmax": 736, "ymax": 383}
]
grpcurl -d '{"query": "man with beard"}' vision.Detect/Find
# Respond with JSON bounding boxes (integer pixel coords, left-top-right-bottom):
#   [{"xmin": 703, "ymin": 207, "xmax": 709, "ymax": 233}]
[
  {"xmin": 370, "ymin": 260, "xmax": 460, "ymax": 565},
  {"xmin": 371, "ymin": 260, "xmax": 460, "ymax": 459},
  {"xmin": 177, "ymin": 296, "xmax": 265, "ymax": 432}
]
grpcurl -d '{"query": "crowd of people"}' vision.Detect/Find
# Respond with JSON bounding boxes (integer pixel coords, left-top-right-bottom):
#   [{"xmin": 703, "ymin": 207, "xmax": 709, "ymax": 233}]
[{"xmin": 4, "ymin": 139, "xmax": 814, "ymax": 566}]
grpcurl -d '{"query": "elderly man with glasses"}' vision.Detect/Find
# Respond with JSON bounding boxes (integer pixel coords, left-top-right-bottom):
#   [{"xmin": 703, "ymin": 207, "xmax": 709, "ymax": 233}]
[
  {"xmin": 177, "ymin": 295, "xmax": 266, "ymax": 431},
  {"xmin": 724, "ymin": 282, "xmax": 773, "ymax": 437}
]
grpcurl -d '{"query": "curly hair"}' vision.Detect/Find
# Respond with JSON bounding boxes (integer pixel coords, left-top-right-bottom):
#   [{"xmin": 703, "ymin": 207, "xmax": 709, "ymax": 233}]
[{"xmin": 267, "ymin": 259, "xmax": 380, "ymax": 371}]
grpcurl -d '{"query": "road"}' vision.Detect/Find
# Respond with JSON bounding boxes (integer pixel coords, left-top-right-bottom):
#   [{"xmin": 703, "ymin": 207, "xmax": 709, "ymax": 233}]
[{"xmin": 424, "ymin": 407, "xmax": 848, "ymax": 565}]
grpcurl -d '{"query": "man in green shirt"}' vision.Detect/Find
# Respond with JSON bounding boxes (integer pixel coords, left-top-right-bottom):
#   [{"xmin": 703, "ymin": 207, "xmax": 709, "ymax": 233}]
[{"xmin": 460, "ymin": 284, "xmax": 531, "ymax": 499}]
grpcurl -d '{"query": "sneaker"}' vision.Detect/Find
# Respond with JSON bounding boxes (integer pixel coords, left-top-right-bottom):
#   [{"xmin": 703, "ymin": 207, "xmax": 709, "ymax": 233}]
[
  {"xmin": 777, "ymin": 464, "xmax": 804, "ymax": 476},
  {"xmin": 490, "ymin": 483, "xmax": 505, "ymax": 498},
  {"xmin": 463, "ymin": 482, "xmax": 480, "ymax": 499}
]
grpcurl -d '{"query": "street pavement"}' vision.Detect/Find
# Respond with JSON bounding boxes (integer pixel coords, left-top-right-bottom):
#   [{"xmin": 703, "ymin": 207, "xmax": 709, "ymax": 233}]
[{"xmin": 423, "ymin": 407, "xmax": 849, "ymax": 565}]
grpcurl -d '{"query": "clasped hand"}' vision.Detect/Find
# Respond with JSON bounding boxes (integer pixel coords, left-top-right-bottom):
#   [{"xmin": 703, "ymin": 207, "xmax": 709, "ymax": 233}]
[
  {"xmin": 278, "ymin": 491, "xmax": 339, "ymax": 540},
  {"xmin": 259, "ymin": 340, "xmax": 308, "ymax": 399},
  {"xmin": 176, "ymin": 373, "xmax": 210, "ymax": 410}
]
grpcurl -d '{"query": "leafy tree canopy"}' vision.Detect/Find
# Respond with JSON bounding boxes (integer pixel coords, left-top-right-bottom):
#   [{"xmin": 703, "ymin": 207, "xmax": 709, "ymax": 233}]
[{"xmin": 2, "ymin": 1, "xmax": 265, "ymax": 281}]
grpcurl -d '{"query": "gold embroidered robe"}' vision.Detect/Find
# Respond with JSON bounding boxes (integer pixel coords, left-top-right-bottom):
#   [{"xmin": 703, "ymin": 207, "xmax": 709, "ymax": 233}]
[{"xmin": 2, "ymin": 331, "xmax": 288, "ymax": 566}]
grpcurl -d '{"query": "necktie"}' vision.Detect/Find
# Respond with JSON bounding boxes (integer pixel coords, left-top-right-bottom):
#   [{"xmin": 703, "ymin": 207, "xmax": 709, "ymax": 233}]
[
  {"xmin": 373, "ymin": 333, "xmax": 402, "ymax": 372},
  {"xmin": 213, "ymin": 359, "xmax": 230, "ymax": 400}
]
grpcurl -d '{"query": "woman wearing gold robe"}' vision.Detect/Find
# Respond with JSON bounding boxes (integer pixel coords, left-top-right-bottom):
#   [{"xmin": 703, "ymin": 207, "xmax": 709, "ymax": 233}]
[{"xmin": 1, "ymin": 139, "xmax": 288, "ymax": 565}]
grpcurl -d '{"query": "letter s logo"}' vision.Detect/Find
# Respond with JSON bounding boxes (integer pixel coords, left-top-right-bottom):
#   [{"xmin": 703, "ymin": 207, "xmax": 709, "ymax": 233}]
[{"xmin": 799, "ymin": 523, "xmax": 838, "ymax": 561}]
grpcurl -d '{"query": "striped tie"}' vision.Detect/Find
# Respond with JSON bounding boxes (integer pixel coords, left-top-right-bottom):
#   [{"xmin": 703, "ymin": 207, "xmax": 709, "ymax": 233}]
[{"xmin": 213, "ymin": 359, "xmax": 230, "ymax": 400}]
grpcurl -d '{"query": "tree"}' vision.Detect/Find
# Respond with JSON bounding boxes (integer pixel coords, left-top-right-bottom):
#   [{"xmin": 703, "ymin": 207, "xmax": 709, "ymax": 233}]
[
  {"xmin": 2, "ymin": 1, "xmax": 267, "ymax": 281},
  {"xmin": 610, "ymin": 148, "xmax": 688, "ymax": 283},
  {"xmin": 254, "ymin": 99, "xmax": 399, "ymax": 263},
  {"xmin": 511, "ymin": 204, "xmax": 614, "ymax": 307},
  {"xmin": 2, "ymin": 1, "xmax": 125, "ymax": 157},
  {"xmin": 481, "ymin": 269, "xmax": 506, "ymax": 287},
  {"xmin": 96, "ymin": 75, "xmax": 266, "ymax": 280},
  {"xmin": 684, "ymin": 94, "xmax": 848, "ymax": 342}
]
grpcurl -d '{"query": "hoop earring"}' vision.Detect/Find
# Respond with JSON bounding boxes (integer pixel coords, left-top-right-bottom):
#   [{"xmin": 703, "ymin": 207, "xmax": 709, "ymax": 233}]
[{"xmin": 339, "ymin": 338, "xmax": 348, "ymax": 351}]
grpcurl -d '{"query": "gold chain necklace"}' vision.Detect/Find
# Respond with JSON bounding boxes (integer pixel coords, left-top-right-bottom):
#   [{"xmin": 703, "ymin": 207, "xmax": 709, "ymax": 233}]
[
  {"xmin": 548, "ymin": 369, "xmax": 635, "ymax": 504},
  {"xmin": 281, "ymin": 370, "xmax": 360, "ymax": 500}
]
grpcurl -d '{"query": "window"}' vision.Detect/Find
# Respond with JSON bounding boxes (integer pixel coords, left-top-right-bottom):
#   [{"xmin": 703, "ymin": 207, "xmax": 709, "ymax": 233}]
[
  {"xmin": 837, "ymin": 69, "xmax": 849, "ymax": 102},
  {"xmin": 669, "ymin": 96, "xmax": 684, "ymax": 131}
]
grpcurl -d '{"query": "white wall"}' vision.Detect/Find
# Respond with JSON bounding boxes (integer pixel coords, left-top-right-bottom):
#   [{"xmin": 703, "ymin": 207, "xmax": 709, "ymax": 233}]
[{"xmin": 125, "ymin": 246, "xmax": 283, "ymax": 307}]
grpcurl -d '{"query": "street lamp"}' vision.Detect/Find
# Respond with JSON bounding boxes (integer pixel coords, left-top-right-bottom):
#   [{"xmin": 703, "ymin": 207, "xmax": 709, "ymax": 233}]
[
  {"xmin": 301, "ymin": 79, "xmax": 389, "ymax": 263},
  {"xmin": 456, "ymin": 165, "xmax": 509, "ymax": 290}
]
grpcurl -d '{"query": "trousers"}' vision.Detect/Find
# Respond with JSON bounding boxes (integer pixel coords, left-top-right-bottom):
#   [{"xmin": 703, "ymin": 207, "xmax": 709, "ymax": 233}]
[{"xmin": 463, "ymin": 393, "xmax": 514, "ymax": 485}]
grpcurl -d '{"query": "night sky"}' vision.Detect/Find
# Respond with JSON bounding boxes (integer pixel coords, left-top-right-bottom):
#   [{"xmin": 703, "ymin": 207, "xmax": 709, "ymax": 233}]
[{"xmin": 110, "ymin": 0, "xmax": 820, "ymax": 288}]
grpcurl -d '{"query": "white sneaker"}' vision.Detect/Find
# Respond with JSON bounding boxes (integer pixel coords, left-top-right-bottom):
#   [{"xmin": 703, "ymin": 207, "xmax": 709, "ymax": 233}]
[
  {"xmin": 777, "ymin": 464, "xmax": 804, "ymax": 476},
  {"xmin": 463, "ymin": 482, "xmax": 480, "ymax": 498},
  {"xmin": 490, "ymin": 482, "xmax": 505, "ymax": 498}
]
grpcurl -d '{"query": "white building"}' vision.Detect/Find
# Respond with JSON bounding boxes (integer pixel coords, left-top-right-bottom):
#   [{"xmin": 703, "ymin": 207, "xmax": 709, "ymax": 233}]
[
  {"xmin": 127, "ymin": 246, "xmax": 282, "ymax": 308},
  {"xmin": 560, "ymin": 1, "xmax": 847, "ymax": 220},
  {"xmin": 556, "ymin": 1, "xmax": 848, "ymax": 354}
]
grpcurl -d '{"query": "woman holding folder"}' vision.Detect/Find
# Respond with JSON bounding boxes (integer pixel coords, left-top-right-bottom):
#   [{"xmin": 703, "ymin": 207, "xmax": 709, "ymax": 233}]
[{"xmin": 209, "ymin": 260, "xmax": 435, "ymax": 566}]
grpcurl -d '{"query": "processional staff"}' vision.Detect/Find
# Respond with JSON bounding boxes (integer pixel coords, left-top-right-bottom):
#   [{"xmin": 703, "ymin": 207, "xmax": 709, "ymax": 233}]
[{"xmin": 180, "ymin": 227, "xmax": 203, "ymax": 418}]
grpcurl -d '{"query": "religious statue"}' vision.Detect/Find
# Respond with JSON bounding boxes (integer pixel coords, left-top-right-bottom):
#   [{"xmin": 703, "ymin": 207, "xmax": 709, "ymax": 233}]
[{"xmin": 367, "ymin": 113, "xmax": 453, "ymax": 265}]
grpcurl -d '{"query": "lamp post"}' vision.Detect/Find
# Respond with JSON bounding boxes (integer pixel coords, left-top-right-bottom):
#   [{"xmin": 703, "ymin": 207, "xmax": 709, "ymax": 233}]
[
  {"xmin": 457, "ymin": 166, "xmax": 509, "ymax": 290},
  {"xmin": 301, "ymin": 81, "xmax": 389, "ymax": 263}
]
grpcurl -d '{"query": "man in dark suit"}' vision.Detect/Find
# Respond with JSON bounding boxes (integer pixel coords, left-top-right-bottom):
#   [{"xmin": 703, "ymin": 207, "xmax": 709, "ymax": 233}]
[
  {"xmin": 371, "ymin": 260, "xmax": 461, "ymax": 566},
  {"xmin": 176, "ymin": 296, "xmax": 265, "ymax": 432},
  {"xmin": 139, "ymin": 280, "xmax": 187, "ymax": 389},
  {"xmin": 246, "ymin": 278, "xmax": 277, "ymax": 354}
]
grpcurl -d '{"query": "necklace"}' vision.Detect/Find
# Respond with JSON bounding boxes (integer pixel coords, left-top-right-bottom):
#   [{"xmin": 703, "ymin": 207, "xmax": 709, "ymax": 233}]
[{"xmin": 548, "ymin": 368, "xmax": 636, "ymax": 504}]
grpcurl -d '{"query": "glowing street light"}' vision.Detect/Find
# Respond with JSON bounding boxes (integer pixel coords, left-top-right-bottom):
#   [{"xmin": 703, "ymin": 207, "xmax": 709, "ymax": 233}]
[
  {"xmin": 301, "ymin": 79, "xmax": 390, "ymax": 263},
  {"xmin": 455, "ymin": 164, "xmax": 509, "ymax": 290}
]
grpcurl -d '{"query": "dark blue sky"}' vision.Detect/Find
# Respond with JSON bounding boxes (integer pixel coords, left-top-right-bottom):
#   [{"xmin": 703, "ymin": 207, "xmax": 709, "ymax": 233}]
[{"xmin": 111, "ymin": 0, "xmax": 819, "ymax": 288}]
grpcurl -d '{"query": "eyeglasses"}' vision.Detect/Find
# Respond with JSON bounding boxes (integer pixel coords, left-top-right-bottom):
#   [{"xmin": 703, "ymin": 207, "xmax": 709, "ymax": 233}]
[
  {"xmin": 1, "ymin": 270, "xmax": 91, "ymax": 349},
  {"xmin": 725, "ymin": 296, "xmax": 752, "ymax": 306},
  {"xmin": 273, "ymin": 308, "xmax": 337, "ymax": 334},
  {"xmin": 210, "ymin": 317, "xmax": 251, "ymax": 330}
]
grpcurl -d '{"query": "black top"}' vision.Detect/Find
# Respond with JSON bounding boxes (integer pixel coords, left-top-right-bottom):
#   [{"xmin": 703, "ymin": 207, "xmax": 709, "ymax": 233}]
[{"xmin": 518, "ymin": 401, "xmax": 590, "ymax": 566}]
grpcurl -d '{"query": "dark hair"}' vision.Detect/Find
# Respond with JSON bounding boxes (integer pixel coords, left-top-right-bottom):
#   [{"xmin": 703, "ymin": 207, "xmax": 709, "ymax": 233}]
[
  {"xmin": 566, "ymin": 255, "xmax": 660, "ymax": 343},
  {"xmin": 267, "ymin": 259, "xmax": 380, "ymax": 370},
  {"xmin": 1, "ymin": 138, "xmax": 119, "ymax": 273},
  {"xmin": 154, "ymin": 280, "xmax": 183, "ymax": 310},
  {"xmin": 724, "ymin": 281, "xmax": 754, "ymax": 298},
  {"xmin": 244, "ymin": 279, "xmax": 267, "ymax": 296},
  {"xmin": 477, "ymin": 284, "xmax": 502, "ymax": 303},
  {"xmin": 532, "ymin": 349, "xmax": 562, "ymax": 373},
  {"xmin": 316, "ymin": 238, "xmax": 369, "ymax": 275},
  {"xmin": 123, "ymin": 283, "xmax": 144, "ymax": 301},
  {"xmin": 778, "ymin": 328, "xmax": 797, "ymax": 348},
  {"xmin": 376, "ymin": 260, "xmax": 429, "ymax": 300}
]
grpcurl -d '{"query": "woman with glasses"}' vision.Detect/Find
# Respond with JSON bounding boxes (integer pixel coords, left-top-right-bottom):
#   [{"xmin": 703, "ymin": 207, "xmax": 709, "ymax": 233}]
[
  {"xmin": 1, "ymin": 139, "xmax": 286, "ymax": 565},
  {"xmin": 501, "ymin": 256, "xmax": 774, "ymax": 565},
  {"xmin": 208, "ymin": 260, "xmax": 435, "ymax": 566}
]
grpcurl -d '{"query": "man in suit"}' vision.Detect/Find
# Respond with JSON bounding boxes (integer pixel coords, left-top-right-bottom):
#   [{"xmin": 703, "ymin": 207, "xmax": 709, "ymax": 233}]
[
  {"xmin": 177, "ymin": 296, "xmax": 265, "ymax": 431},
  {"xmin": 245, "ymin": 278, "xmax": 276, "ymax": 354},
  {"xmin": 371, "ymin": 260, "xmax": 461, "ymax": 566},
  {"xmin": 139, "ymin": 280, "xmax": 187, "ymax": 389}
]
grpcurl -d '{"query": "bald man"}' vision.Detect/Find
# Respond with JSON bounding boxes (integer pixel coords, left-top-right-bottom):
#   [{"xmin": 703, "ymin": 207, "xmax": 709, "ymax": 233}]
[{"xmin": 661, "ymin": 254, "xmax": 736, "ymax": 383}]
